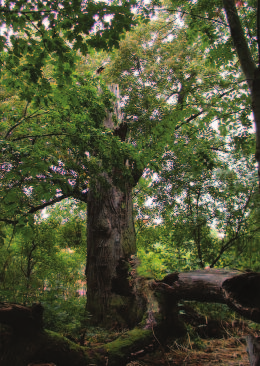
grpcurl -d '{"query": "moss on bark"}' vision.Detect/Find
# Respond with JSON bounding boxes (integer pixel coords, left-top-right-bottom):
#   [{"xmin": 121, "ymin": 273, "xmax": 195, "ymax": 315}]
[
  {"xmin": 1, "ymin": 324, "xmax": 154, "ymax": 366},
  {"xmin": 0, "ymin": 329, "xmax": 97, "ymax": 366},
  {"xmin": 105, "ymin": 328, "xmax": 153, "ymax": 365}
]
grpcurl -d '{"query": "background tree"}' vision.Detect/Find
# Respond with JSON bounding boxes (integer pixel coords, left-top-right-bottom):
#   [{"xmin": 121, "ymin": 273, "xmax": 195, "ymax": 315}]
[
  {"xmin": 163, "ymin": 0, "xmax": 260, "ymax": 183},
  {"xmin": 135, "ymin": 143, "xmax": 259, "ymax": 274},
  {"xmin": 0, "ymin": 199, "xmax": 87, "ymax": 336},
  {"xmin": 1, "ymin": 4, "xmax": 260, "ymax": 360}
]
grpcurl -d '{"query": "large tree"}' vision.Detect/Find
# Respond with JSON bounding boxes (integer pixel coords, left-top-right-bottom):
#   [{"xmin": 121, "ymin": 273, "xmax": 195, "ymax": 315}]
[
  {"xmin": 0, "ymin": 0, "xmax": 258, "ymax": 329},
  {"xmin": 1, "ymin": 4, "xmax": 260, "ymax": 365}
]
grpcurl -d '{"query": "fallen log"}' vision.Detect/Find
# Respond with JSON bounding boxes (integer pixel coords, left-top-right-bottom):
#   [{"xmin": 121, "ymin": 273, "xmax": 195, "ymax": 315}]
[
  {"xmin": 0, "ymin": 318, "xmax": 155, "ymax": 366},
  {"xmin": 152, "ymin": 269, "xmax": 260, "ymax": 323},
  {"xmin": 0, "ymin": 269, "xmax": 260, "ymax": 365},
  {"xmin": 0, "ymin": 302, "xmax": 44, "ymax": 334},
  {"xmin": 0, "ymin": 280, "xmax": 161, "ymax": 366}
]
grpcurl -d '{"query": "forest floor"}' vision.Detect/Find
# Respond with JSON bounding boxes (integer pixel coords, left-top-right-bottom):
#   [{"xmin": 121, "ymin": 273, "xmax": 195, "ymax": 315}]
[
  {"xmin": 126, "ymin": 322, "xmax": 259, "ymax": 366},
  {"xmin": 83, "ymin": 304, "xmax": 259, "ymax": 366},
  {"xmin": 127, "ymin": 337, "xmax": 250, "ymax": 365}
]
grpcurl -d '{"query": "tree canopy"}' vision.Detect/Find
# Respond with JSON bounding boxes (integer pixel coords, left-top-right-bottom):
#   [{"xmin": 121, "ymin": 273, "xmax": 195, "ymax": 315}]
[
  {"xmin": 1, "ymin": 0, "xmax": 260, "ymax": 341},
  {"xmin": 1, "ymin": 0, "xmax": 258, "ymax": 220},
  {"xmin": 1, "ymin": 1, "xmax": 260, "ymax": 365}
]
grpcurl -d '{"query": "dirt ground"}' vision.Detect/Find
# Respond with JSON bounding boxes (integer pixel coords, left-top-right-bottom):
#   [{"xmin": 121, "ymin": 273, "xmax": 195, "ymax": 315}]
[{"xmin": 127, "ymin": 334, "xmax": 252, "ymax": 365}]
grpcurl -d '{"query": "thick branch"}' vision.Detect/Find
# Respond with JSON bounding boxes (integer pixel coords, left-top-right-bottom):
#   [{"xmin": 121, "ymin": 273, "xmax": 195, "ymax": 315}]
[
  {"xmin": 0, "ymin": 7, "xmax": 53, "ymax": 14},
  {"xmin": 28, "ymin": 190, "xmax": 88, "ymax": 214},
  {"xmin": 0, "ymin": 218, "xmax": 18, "ymax": 225},
  {"xmin": 113, "ymin": 122, "xmax": 128, "ymax": 141},
  {"xmin": 222, "ymin": 272, "xmax": 260, "ymax": 322},
  {"xmin": 5, "ymin": 108, "xmax": 49, "ymax": 140},
  {"xmin": 166, "ymin": 8, "xmax": 227, "ymax": 26},
  {"xmin": 28, "ymin": 194, "xmax": 73, "ymax": 214}
]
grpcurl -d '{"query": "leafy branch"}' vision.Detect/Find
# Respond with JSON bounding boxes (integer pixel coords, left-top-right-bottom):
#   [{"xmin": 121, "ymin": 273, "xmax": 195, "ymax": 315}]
[
  {"xmin": 210, "ymin": 188, "xmax": 254, "ymax": 267},
  {"xmin": 12, "ymin": 132, "xmax": 69, "ymax": 142},
  {"xmin": 5, "ymin": 108, "xmax": 50, "ymax": 140}
]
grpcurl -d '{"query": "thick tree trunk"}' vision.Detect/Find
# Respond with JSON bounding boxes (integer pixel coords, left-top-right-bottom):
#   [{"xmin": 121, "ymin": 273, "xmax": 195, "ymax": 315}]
[
  {"xmin": 84, "ymin": 82, "xmax": 143, "ymax": 327},
  {"xmin": 86, "ymin": 177, "xmax": 137, "ymax": 327}
]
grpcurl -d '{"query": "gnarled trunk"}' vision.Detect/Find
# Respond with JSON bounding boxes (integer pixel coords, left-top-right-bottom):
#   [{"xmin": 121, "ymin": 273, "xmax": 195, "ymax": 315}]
[{"xmin": 86, "ymin": 176, "xmax": 137, "ymax": 327}]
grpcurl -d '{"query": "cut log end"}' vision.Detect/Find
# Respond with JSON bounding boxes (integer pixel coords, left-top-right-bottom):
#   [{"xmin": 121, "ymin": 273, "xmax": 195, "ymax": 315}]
[
  {"xmin": 246, "ymin": 335, "xmax": 260, "ymax": 366},
  {"xmin": 0, "ymin": 302, "xmax": 44, "ymax": 334}
]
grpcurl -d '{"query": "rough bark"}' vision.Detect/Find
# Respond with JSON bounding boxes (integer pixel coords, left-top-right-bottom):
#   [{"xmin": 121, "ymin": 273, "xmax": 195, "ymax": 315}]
[
  {"xmin": 85, "ymin": 81, "xmax": 144, "ymax": 327},
  {"xmin": 222, "ymin": 0, "xmax": 256, "ymax": 91},
  {"xmin": 86, "ymin": 177, "xmax": 138, "ymax": 327},
  {"xmin": 247, "ymin": 335, "xmax": 260, "ymax": 366}
]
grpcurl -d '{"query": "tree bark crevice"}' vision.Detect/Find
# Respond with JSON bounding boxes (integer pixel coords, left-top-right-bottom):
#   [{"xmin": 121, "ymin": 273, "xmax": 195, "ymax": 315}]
[{"xmin": 86, "ymin": 175, "xmax": 137, "ymax": 327}]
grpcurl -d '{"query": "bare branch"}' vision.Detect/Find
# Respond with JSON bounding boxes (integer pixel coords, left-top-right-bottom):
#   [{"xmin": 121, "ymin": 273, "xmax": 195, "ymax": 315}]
[
  {"xmin": 28, "ymin": 194, "xmax": 75, "ymax": 214},
  {"xmin": 165, "ymin": 8, "xmax": 227, "ymax": 26}
]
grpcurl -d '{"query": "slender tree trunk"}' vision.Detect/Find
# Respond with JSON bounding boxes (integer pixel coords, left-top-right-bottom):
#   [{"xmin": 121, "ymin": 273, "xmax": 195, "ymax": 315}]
[
  {"xmin": 252, "ymin": 69, "xmax": 260, "ymax": 185},
  {"xmin": 86, "ymin": 176, "xmax": 137, "ymax": 327},
  {"xmin": 223, "ymin": 0, "xmax": 260, "ymax": 183}
]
